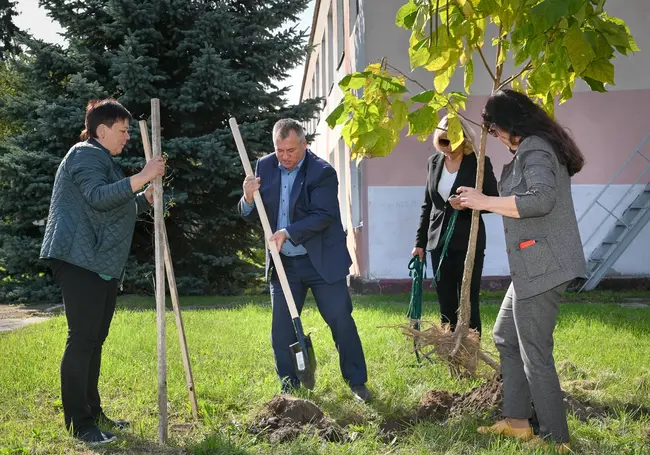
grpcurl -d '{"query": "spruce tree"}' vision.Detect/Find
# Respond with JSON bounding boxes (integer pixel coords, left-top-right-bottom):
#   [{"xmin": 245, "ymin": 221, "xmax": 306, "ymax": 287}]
[
  {"xmin": 0, "ymin": 0, "xmax": 20, "ymax": 60},
  {"xmin": 0, "ymin": 0, "xmax": 319, "ymax": 302}
]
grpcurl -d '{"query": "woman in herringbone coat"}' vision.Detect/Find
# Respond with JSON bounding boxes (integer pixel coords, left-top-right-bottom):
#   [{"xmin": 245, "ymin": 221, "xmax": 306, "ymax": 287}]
[
  {"xmin": 456, "ymin": 89, "xmax": 587, "ymax": 453},
  {"xmin": 40, "ymin": 99, "xmax": 165, "ymax": 445}
]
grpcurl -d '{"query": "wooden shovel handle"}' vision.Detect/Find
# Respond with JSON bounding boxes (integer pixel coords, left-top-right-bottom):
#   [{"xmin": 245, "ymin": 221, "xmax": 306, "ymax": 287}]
[{"xmin": 229, "ymin": 118, "xmax": 300, "ymax": 320}]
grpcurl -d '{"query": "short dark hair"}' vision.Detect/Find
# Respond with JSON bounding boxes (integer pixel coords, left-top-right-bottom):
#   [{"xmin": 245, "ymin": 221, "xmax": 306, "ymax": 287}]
[
  {"xmin": 80, "ymin": 98, "xmax": 132, "ymax": 141},
  {"xmin": 482, "ymin": 89, "xmax": 585, "ymax": 176}
]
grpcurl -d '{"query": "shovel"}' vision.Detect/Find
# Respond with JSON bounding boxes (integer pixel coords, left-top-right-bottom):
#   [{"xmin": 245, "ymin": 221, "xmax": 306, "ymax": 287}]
[{"xmin": 229, "ymin": 117, "xmax": 317, "ymax": 390}]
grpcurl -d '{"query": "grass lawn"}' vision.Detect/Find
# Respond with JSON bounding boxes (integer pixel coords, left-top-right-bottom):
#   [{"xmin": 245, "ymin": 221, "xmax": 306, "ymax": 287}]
[{"xmin": 1, "ymin": 291, "xmax": 650, "ymax": 454}]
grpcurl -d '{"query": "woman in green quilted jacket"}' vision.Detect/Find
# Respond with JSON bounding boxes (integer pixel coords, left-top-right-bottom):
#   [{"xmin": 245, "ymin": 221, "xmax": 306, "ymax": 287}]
[{"xmin": 40, "ymin": 99, "xmax": 165, "ymax": 445}]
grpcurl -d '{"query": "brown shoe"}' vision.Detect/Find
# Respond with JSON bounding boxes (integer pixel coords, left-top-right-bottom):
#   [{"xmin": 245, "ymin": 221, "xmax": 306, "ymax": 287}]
[{"xmin": 477, "ymin": 419, "xmax": 534, "ymax": 441}]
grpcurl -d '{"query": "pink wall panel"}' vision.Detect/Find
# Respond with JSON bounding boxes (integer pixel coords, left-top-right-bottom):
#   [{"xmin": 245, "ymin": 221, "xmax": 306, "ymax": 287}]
[{"xmin": 365, "ymin": 89, "xmax": 650, "ymax": 187}]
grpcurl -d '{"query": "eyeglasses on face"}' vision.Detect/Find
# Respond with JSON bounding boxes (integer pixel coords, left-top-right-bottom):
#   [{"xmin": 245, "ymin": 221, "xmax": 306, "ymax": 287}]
[{"xmin": 486, "ymin": 123, "xmax": 498, "ymax": 137}]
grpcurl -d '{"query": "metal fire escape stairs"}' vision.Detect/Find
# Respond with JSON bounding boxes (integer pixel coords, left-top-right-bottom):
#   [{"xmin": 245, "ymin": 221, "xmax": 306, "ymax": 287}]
[{"xmin": 576, "ymin": 132, "xmax": 650, "ymax": 292}]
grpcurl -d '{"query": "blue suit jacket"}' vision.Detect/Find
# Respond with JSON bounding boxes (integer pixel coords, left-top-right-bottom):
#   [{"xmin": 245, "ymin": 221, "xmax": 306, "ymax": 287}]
[{"xmin": 239, "ymin": 150, "xmax": 352, "ymax": 284}]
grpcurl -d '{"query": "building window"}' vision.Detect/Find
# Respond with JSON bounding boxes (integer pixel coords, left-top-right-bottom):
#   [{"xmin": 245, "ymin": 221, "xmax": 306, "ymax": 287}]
[
  {"xmin": 320, "ymin": 37, "xmax": 326, "ymax": 100},
  {"xmin": 350, "ymin": 152, "xmax": 362, "ymax": 227},
  {"xmin": 336, "ymin": 0, "xmax": 345, "ymax": 69},
  {"xmin": 315, "ymin": 59, "xmax": 320, "ymax": 98},
  {"xmin": 327, "ymin": 8, "xmax": 334, "ymax": 92},
  {"xmin": 349, "ymin": 0, "xmax": 358, "ymax": 35},
  {"xmin": 337, "ymin": 138, "xmax": 349, "ymax": 230}
]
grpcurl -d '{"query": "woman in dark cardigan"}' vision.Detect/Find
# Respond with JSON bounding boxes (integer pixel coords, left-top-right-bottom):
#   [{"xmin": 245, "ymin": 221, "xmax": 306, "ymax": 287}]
[
  {"xmin": 412, "ymin": 114, "xmax": 499, "ymax": 335},
  {"xmin": 40, "ymin": 99, "xmax": 165, "ymax": 444}
]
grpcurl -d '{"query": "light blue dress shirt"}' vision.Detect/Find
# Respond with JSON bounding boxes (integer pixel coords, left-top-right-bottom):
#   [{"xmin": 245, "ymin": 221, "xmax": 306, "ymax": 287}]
[{"xmin": 242, "ymin": 156, "xmax": 307, "ymax": 256}]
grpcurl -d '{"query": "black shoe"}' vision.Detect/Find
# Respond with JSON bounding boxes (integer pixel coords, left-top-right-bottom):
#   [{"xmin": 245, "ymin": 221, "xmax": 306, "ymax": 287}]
[
  {"xmin": 350, "ymin": 384, "xmax": 373, "ymax": 402},
  {"xmin": 97, "ymin": 412, "xmax": 130, "ymax": 430},
  {"xmin": 74, "ymin": 426, "xmax": 117, "ymax": 445}
]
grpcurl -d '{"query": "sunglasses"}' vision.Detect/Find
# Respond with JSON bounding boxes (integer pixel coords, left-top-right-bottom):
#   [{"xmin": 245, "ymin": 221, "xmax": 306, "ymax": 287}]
[{"xmin": 438, "ymin": 138, "xmax": 450, "ymax": 147}]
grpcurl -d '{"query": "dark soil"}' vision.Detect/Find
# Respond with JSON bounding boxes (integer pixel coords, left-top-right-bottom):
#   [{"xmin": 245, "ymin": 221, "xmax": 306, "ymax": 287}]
[
  {"xmin": 379, "ymin": 377, "xmax": 613, "ymax": 440},
  {"xmin": 417, "ymin": 390, "xmax": 458, "ymax": 420},
  {"xmin": 251, "ymin": 379, "xmax": 641, "ymax": 444},
  {"xmin": 249, "ymin": 395, "xmax": 346, "ymax": 443}
]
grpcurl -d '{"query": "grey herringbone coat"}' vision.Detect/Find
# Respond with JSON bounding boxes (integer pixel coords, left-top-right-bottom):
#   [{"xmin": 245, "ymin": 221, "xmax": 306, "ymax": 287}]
[
  {"xmin": 499, "ymin": 136, "xmax": 587, "ymax": 299},
  {"xmin": 40, "ymin": 139, "xmax": 150, "ymax": 279}
]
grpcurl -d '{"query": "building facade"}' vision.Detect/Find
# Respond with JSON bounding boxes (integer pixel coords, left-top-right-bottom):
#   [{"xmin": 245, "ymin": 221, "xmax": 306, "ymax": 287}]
[{"xmin": 300, "ymin": 0, "xmax": 650, "ymax": 289}]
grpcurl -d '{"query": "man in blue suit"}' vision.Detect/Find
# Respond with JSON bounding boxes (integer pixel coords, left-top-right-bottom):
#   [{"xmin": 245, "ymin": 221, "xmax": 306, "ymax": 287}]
[{"xmin": 239, "ymin": 119, "xmax": 371, "ymax": 402}]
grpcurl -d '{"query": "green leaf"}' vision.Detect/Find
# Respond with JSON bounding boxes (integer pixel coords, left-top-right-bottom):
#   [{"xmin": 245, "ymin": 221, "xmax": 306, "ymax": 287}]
[
  {"xmin": 392, "ymin": 99, "xmax": 408, "ymax": 129},
  {"xmin": 543, "ymin": 92, "xmax": 555, "ymax": 118},
  {"xmin": 374, "ymin": 75, "xmax": 408, "ymax": 93},
  {"xmin": 434, "ymin": 65, "xmax": 456, "ymax": 93},
  {"xmin": 514, "ymin": 35, "xmax": 545, "ymax": 66},
  {"xmin": 341, "ymin": 121, "xmax": 353, "ymax": 146},
  {"xmin": 339, "ymin": 72, "xmax": 370, "ymax": 90},
  {"xmin": 447, "ymin": 113, "xmax": 464, "ymax": 151},
  {"xmin": 350, "ymin": 116, "xmax": 370, "ymax": 136},
  {"xmin": 585, "ymin": 30, "xmax": 614, "ymax": 58},
  {"xmin": 583, "ymin": 58, "xmax": 615, "ymax": 85},
  {"xmin": 563, "ymin": 24, "xmax": 596, "ymax": 75},
  {"xmin": 527, "ymin": 64, "xmax": 552, "ymax": 98},
  {"xmin": 464, "ymin": 59, "xmax": 474, "ymax": 94},
  {"xmin": 396, "ymin": 0, "xmax": 418, "ymax": 28},
  {"xmin": 356, "ymin": 132, "xmax": 379, "ymax": 153},
  {"xmin": 450, "ymin": 91, "xmax": 469, "ymax": 109},
  {"xmin": 409, "ymin": 34, "xmax": 431, "ymax": 70},
  {"xmin": 603, "ymin": 14, "xmax": 640, "ymax": 52},
  {"xmin": 473, "ymin": 0, "xmax": 499, "ymax": 15},
  {"xmin": 413, "ymin": 37, "xmax": 429, "ymax": 52},
  {"xmin": 593, "ymin": 15, "xmax": 637, "ymax": 51},
  {"xmin": 424, "ymin": 32, "xmax": 456, "ymax": 72},
  {"xmin": 583, "ymin": 76, "xmax": 607, "ymax": 92},
  {"xmin": 411, "ymin": 90, "xmax": 437, "ymax": 103},
  {"xmin": 559, "ymin": 83, "xmax": 573, "ymax": 104},
  {"xmin": 511, "ymin": 77, "xmax": 524, "ymax": 93},
  {"xmin": 325, "ymin": 103, "xmax": 347, "ymax": 128},
  {"xmin": 407, "ymin": 105, "xmax": 437, "ymax": 141},
  {"xmin": 531, "ymin": 0, "xmax": 570, "ymax": 33},
  {"xmin": 574, "ymin": 1, "xmax": 587, "ymax": 23}
]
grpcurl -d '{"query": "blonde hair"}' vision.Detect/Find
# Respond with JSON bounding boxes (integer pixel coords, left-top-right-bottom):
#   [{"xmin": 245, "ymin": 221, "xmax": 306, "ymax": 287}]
[{"xmin": 433, "ymin": 114, "xmax": 477, "ymax": 155}]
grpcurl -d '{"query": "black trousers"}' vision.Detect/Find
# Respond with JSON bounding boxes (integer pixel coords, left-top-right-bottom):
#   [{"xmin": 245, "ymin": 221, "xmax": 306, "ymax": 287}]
[
  {"xmin": 51, "ymin": 259, "xmax": 117, "ymax": 433},
  {"xmin": 430, "ymin": 248, "xmax": 484, "ymax": 335}
]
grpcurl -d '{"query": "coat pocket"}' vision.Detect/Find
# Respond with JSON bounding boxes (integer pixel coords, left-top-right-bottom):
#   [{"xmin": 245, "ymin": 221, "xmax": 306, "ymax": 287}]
[{"xmin": 518, "ymin": 237, "xmax": 561, "ymax": 279}]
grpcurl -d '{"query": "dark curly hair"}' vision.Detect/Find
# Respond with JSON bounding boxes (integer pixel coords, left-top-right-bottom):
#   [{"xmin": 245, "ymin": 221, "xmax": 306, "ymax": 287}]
[{"xmin": 482, "ymin": 89, "xmax": 585, "ymax": 176}]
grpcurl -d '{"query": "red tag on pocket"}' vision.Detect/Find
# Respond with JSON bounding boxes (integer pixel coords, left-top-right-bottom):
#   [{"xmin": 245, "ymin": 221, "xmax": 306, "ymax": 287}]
[{"xmin": 519, "ymin": 239, "xmax": 536, "ymax": 249}]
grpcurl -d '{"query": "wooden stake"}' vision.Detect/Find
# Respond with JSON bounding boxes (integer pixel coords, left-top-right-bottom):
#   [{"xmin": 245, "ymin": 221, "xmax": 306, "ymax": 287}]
[
  {"xmin": 139, "ymin": 120, "xmax": 199, "ymax": 421},
  {"xmin": 151, "ymin": 98, "xmax": 168, "ymax": 443}
]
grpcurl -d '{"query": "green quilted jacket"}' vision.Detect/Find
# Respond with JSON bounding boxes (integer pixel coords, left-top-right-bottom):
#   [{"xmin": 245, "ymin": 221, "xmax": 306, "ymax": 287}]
[{"xmin": 40, "ymin": 139, "xmax": 151, "ymax": 281}]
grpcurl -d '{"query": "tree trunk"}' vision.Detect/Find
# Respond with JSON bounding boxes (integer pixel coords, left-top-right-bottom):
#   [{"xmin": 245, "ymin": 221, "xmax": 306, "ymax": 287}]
[{"xmin": 452, "ymin": 61, "xmax": 502, "ymax": 358}]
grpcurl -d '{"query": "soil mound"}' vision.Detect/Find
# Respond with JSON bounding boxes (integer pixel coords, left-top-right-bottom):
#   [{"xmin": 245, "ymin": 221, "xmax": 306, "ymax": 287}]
[{"xmin": 249, "ymin": 395, "xmax": 345, "ymax": 443}]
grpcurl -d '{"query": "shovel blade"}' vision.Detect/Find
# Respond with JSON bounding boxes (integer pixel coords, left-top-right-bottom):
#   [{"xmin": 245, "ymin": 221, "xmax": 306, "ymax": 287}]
[{"xmin": 290, "ymin": 319, "xmax": 317, "ymax": 389}]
